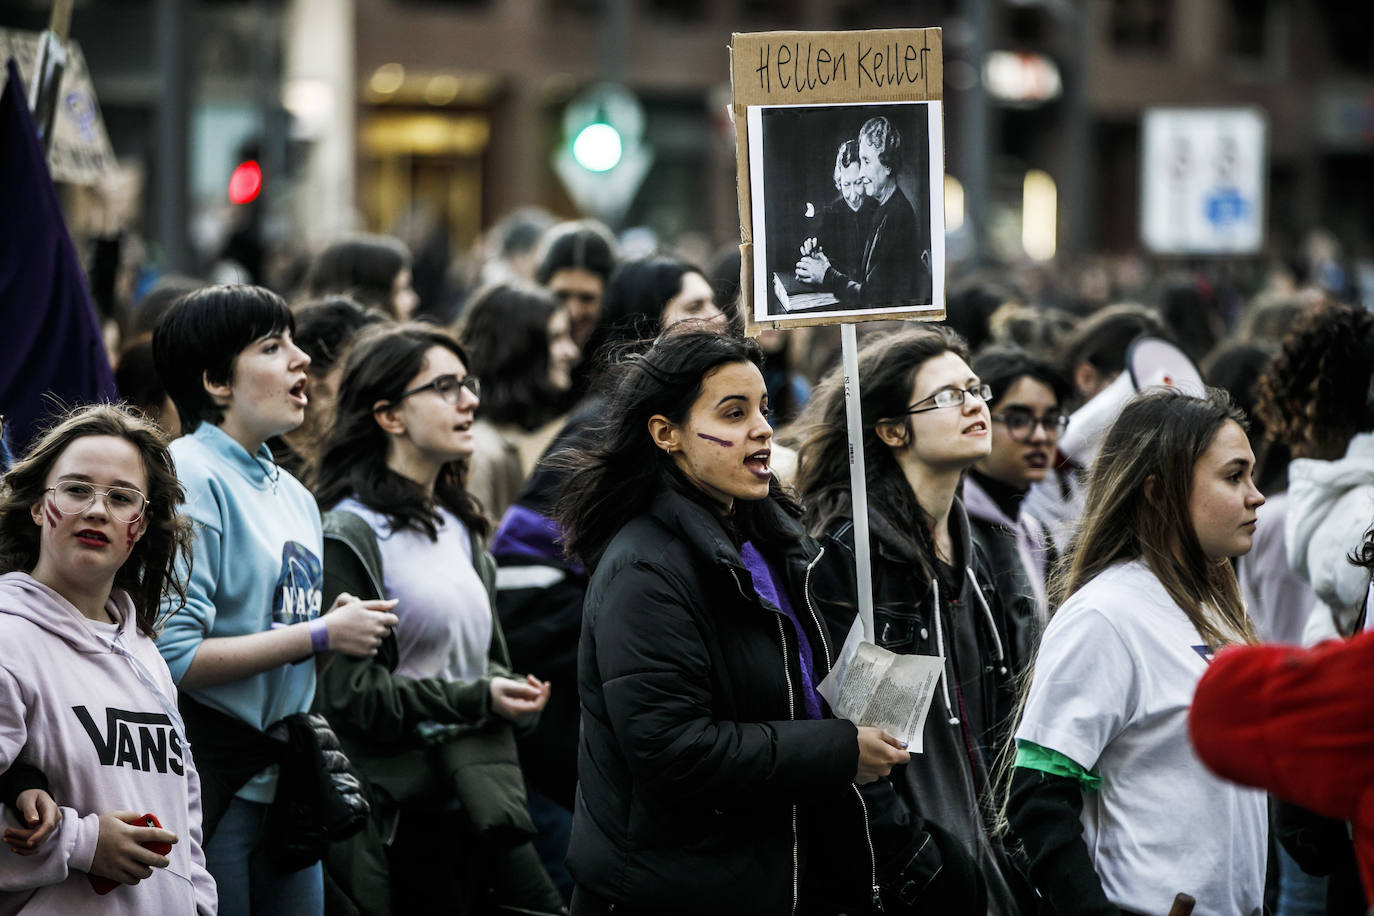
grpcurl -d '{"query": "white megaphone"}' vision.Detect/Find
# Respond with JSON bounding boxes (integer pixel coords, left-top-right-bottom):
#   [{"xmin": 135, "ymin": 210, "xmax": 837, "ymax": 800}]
[{"xmin": 1058, "ymin": 336, "xmax": 1207, "ymax": 468}]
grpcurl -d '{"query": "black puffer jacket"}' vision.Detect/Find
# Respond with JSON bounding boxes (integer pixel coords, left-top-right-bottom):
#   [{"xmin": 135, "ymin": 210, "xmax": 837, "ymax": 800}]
[
  {"xmin": 809, "ymin": 495, "xmax": 1030, "ymax": 916},
  {"xmin": 569, "ymin": 485, "xmax": 867, "ymax": 914}
]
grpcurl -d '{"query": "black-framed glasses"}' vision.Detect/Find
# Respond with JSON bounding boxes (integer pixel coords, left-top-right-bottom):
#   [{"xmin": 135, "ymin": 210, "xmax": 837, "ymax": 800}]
[
  {"xmin": 991, "ymin": 410, "xmax": 1070, "ymax": 440},
  {"xmin": 394, "ymin": 374, "xmax": 481, "ymax": 406},
  {"xmin": 900, "ymin": 383, "xmax": 993, "ymax": 416},
  {"xmin": 45, "ymin": 481, "xmax": 148, "ymax": 524}
]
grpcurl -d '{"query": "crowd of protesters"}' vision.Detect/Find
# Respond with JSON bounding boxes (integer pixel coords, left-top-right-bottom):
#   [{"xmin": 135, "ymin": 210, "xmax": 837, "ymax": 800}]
[{"xmin": 0, "ymin": 207, "xmax": 1372, "ymax": 916}]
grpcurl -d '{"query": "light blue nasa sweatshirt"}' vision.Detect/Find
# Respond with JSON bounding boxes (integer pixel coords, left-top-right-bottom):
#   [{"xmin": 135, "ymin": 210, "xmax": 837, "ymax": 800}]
[{"xmin": 156, "ymin": 422, "xmax": 323, "ymax": 802}]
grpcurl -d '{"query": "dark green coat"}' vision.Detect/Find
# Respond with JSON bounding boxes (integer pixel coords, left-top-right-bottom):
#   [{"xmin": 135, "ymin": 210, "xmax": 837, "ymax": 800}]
[{"xmin": 314, "ymin": 507, "xmax": 561, "ymax": 916}]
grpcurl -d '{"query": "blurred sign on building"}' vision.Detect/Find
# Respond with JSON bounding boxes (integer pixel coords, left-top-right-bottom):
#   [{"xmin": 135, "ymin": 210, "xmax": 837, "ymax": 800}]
[
  {"xmin": 1140, "ymin": 107, "xmax": 1266, "ymax": 255},
  {"xmin": 983, "ymin": 51, "xmax": 1061, "ymax": 107},
  {"xmin": 0, "ymin": 29, "xmax": 116, "ymax": 186},
  {"xmin": 553, "ymin": 83, "xmax": 653, "ymax": 228}
]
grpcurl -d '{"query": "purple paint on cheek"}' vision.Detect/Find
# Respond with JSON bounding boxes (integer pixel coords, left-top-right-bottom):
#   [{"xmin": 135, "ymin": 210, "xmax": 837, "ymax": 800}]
[
  {"xmin": 697, "ymin": 433, "xmax": 734, "ymax": 448},
  {"xmin": 44, "ymin": 498, "xmax": 61, "ymax": 528}
]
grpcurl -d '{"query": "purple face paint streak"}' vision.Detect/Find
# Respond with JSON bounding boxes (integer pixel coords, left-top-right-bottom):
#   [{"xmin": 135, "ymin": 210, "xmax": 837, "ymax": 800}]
[
  {"xmin": 44, "ymin": 498, "xmax": 61, "ymax": 528},
  {"xmin": 697, "ymin": 433, "xmax": 734, "ymax": 447}
]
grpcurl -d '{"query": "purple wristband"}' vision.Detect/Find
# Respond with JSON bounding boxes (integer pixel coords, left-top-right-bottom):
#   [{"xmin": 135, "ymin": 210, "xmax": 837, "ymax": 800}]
[{"xmin": 309, "ymin": 617, "xmax": 330, "ymax": 653}]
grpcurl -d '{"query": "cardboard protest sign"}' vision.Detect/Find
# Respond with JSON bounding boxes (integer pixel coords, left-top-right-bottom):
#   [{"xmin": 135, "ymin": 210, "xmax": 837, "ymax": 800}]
[
  {"xmin": 731, "ymin": 29, "xmax": 946, "ymax": 333},
  {"xmin": 0, "ymin": 29, "xmax": 116, "ymax": 186}
]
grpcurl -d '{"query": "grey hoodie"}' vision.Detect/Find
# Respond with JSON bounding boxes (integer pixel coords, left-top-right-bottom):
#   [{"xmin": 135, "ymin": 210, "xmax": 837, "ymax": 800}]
[{"xmin": 0, "ymin": 573, "xmax": 216, "ymax": 914}]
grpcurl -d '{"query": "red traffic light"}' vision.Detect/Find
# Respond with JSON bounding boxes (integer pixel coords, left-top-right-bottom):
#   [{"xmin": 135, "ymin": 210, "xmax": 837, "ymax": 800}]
[{"xmin": 228, "ymin": 160, "xmax": 262, "ymax": 204}]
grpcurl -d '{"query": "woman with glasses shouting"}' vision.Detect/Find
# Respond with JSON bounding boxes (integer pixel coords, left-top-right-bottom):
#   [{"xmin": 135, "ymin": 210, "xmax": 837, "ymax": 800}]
[
  {"xmin": 309, "ymin": 323, "xmax": 563, "ymax": 915},
  {"xmin": 0, "ymin": 404, "xmax": 217, "ymax": 913},
  {"xmin": 963, "ymin": 345, "xmax": 1072, "ymax": 675},
  {"xmin": 793, "ymin": 326, "xmax": 1033, "ymax": 915}
]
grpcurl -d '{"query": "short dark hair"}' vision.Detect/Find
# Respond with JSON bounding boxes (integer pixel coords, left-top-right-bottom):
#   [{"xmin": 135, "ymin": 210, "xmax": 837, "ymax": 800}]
[
  {"xmin": 291, "ymin": 295, "xmax": 388, "ymax": 375},
  {"xmin": 972, "ymin": 344, "xmax": 1071, "ymax": 410},
  {"xmin": 534, "ymin": 221, "xmax": 618, "ymax": 286},
  {"xmin": 859, "ymin": 116, "xmax": 903, "ymax": 176},
  {"xmin": 152, "ymin": 285, "xmax": 295, "ymax": 434},
  {"xmin": 306, "ymin": 234, "xmax": 411, "ymax": 317}
]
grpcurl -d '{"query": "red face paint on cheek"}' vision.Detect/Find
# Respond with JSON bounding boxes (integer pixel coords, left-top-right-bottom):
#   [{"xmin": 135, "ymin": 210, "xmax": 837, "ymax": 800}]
[
  {"xmin": 697, "ymin": 433, "xmax": 734, "ymax": 447},
  {"xmin": 123, "ymin": 520, "xmax": 139, "ymax": 553},
  {"xmin": 44, "ymin": 497, "xmax": 62, "ymax": 529}
]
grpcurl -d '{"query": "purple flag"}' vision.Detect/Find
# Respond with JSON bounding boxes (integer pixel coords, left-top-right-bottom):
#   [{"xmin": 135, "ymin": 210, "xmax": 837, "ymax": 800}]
[{"xmin": 0, "ymin": 58, "xmax": 117, "ymax": 458}]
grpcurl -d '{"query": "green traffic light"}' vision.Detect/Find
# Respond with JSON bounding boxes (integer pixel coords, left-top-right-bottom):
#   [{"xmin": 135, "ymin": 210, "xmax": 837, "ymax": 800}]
[{"xmin": 573, "ymin": 122, "xmax": 623, "ymax": 172}]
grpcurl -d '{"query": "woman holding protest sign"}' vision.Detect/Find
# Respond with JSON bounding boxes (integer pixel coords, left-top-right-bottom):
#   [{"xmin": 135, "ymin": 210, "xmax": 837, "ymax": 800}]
[
  {"xmin": 554, "ymin": 327, "xmax": 911, "ymax": 915},
  {"xmin": 1004, "ymin": 388, "xmax": 1267, "ymax": 916},
  {"xmin": 794, "ymin": 324, "xmax": 1029, "ymax": 915}
]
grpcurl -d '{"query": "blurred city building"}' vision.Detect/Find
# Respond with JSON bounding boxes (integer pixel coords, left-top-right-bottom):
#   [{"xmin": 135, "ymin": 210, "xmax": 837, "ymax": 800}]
[{"xmin": 2, "ymin": 0, "xmax": 1372, "ymax": 271}]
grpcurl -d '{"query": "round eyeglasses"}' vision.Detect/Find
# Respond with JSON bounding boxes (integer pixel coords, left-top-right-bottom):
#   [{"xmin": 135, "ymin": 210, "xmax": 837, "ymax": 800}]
[
  {"xmin": 990, "ymin": 410, "xmax": 1070, "ymax": 441},
  {"xmin": 394, "ymin": 374, "xmax": 481, "ymax": 406},
  {"xmin": 899, "ymin": 383, "xmax": 993, "ymax": 416},
  {"xmin": 45, "ymin": 481, "xmax": 148, "ymax": 524}
]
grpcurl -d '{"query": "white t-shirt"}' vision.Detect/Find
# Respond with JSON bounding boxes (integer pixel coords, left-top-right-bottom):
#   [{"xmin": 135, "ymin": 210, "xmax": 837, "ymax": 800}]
[
  {"xmin": 335, "ymin": 498, "xmax": 493, "ymax": 682},
  {"xmin": 1015, "ymin": 560, "xmax": 1266, "ymax": 916}
]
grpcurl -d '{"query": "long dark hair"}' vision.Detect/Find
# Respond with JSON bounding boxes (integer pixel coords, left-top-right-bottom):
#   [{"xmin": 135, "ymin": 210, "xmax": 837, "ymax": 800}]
[
  {"xmin": 580, "ymin": 257, "xmax": 706, "ymax": 373},
  {"xmin": 554, "ymin": 329, "xmax": 798, "ymax": 571},
  {"xmin": 311, "ymin": 323, "xmax": 489, "ymax": 540},
  {"xmin": 1055, "ymin": 387, "xmax": 1255, "ymax": 648},
  {"xmin": 0, "ymin": 404, "xmax": 193, "ymax": 637},
  {"xmin": 792, "ymin": 325, "xmax": 970, "ymax": 575},
  {"xmin": 455, "ymin": 281, "xmax": 560, "ymax": 431}
]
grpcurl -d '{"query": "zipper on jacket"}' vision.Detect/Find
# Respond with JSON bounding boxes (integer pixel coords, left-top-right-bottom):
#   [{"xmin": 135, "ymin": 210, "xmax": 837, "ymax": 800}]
[
  {"xmin": 774, "ymin": 613, "xmax": 800, "ymax": 916},
  {"xmin": 851, "ymin": 784, "xmax": 884, "ymax": 912},
  {"xmin": 802, "ymin": 546, "xmax": 832, "ymax": 670}
]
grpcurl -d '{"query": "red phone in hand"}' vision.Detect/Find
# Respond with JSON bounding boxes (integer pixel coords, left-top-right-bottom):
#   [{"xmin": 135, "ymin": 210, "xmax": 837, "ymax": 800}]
[{"xmin": 88, "ymin": 813, "xmax": 172, "ymax": 895}]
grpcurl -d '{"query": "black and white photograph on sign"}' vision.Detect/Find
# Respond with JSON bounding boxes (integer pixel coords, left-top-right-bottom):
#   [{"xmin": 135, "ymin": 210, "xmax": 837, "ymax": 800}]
[{"xmin": 748, "ymin": 101, "xmax": 944, "ymax": 323}]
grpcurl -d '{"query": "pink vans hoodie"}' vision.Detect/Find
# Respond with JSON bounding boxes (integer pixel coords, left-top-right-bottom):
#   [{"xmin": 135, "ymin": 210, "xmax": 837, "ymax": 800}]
[{"xmin": 0, "ymin": 573, "xmax": 216, "ymax": 914}]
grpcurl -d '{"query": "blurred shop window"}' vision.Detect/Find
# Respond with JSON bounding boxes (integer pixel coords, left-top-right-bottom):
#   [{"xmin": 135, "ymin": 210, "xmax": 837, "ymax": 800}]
[
  {"xmin": 740, "ymin": 0, "xmax": 800, "ymax": 23},
  {"xmin": 1314, "ymin": 0, "xmax": 1374, "ymax": 74},
  {"xmin": 1224, "ymin": 0, "xmax": 1289, "ymax": 78},
  {"xmin": 547, "ymin": 0, "xmax": 600, "ymax": 15},
  {"xmin": 837, "ymin": 0, "xmax": 948, "ymax": 31},
  {"xmin": 1226, "ymin": 0, "xmax": 1269, "ymax": 59},
  {"xmin": 1109, "ymin": 0, "xmax": 1171, "ymax": 52},
  {"xmin": 643, "ymin": 0, "xmax": 705, "ymax": 22}
]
